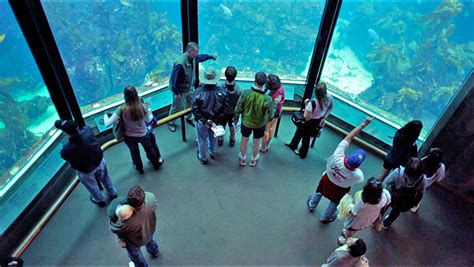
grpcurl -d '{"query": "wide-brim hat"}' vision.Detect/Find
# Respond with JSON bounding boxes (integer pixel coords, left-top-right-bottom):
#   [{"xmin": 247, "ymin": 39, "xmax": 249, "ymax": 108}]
[{"xmin": 200, "ymin": 66, "xmax": 220, "ymax": 85}]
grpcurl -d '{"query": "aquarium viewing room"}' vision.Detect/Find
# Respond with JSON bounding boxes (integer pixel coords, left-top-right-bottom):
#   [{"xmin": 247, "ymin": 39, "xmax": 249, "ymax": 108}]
[{"xmin": 0, "ymin": 0, "xmax": 473, "ymax": 266}]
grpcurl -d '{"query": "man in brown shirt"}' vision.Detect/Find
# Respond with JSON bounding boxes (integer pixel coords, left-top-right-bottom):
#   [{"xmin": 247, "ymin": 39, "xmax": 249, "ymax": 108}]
[{"xmin": 111, "ymin": 186, "xmax": 160, "ymax": 267}]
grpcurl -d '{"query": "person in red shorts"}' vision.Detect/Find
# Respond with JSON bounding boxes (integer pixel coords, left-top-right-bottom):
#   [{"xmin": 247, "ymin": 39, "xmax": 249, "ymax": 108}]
[{"xmin": 306, "ymin": 117, "xmax": 373, "ymax": 223}]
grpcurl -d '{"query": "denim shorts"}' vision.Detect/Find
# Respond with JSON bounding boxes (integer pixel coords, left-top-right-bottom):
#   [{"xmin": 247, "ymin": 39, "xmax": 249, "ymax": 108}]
[{"xmin": 241, "ymin": 124, "xmax": 265, "ymax": 139}]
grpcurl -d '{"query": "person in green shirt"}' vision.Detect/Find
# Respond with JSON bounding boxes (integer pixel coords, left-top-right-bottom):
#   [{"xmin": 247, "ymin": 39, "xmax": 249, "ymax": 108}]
[{"xmin": 234, "ymin": 71, "xmax": 275, "ymax": 167}]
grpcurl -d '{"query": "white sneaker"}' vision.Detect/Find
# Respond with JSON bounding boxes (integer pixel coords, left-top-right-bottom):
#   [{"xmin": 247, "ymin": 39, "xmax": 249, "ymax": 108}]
[
  {"xmin": 238, "ymin": 152, "xmax": 247, "ymax": 166},
  {"xmin": 250, "ymin": 154, "xmax": 260, "ymax": 167},
  {"xmin": 129, "ymin": 261, "xmax": 136, "ymax": 267}
]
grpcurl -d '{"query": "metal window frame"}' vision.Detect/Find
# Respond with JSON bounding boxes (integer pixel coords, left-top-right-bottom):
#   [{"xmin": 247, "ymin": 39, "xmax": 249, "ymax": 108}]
[
  {"xmin": 303, "ymin": 0, "xmax": 343, "ymax": 104},
  {"xmin": 9, "ymin": 0, "xmax": 84, "ymax": 126}
]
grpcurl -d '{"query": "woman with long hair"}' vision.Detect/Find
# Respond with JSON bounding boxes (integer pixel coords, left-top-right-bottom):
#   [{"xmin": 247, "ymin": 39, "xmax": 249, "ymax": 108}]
[
  {"xmin": 379, "ymin": 120, "xmax": 423, "ymax": 181},
  {"xmin": 285, "ymin": 82, "xmax": 333, "ymax": 159},
  {"xmin": 104, "ymin": 85, "xmax": 162, "ymax": 174}
]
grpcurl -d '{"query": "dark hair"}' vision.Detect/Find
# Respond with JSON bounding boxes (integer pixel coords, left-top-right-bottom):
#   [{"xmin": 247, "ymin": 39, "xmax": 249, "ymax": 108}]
[
  {"xmin": 362, "ymin": 177, "xmax": 383, "ymax": 205},
  {"xmin": 127, "ymin": 185, "xmax": 145, "ymax": 208},
  {"xmin": 397, "ymin": 120, "xmax": 423, "ymax": 145},
  {"xmin": 254, "ymin": 71, "xmax": 267, "ymax": 87},
  {"xmin": 225, "ymin": 66, "xmax": 237, "ymax": 82},
  {"xmin": 349, "ymin": 239, "xmax": 367, "ymax": 257},
  {"xmin": 266, "ymin": 74, "xmax": 281, "ymax": 91},
  {"xmin": 404, "ymin": 157, "xmax": 423, "ymax": 181},
  {"xmin": 123, "ymin": 85, "xmax": 145, "ymax": 121},
  {"xmin": 423, "ymin": 148, "xmax": 443, "ymax": 177}
]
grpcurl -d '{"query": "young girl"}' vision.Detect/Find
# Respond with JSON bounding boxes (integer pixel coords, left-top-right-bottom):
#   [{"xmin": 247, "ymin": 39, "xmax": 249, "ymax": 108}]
[
  {"xmin": 104, "ymin": 85, "xmax": 161, "ymax": 174},
  {"xmin": 260, "ymin": 74, "xmax": 285, "ymax": 152},
  {"xmin": 338, "ymin": 177, "xmax": 391, "ymax": 244},
  {"xmin": 411, "ymin": 148, "xmax": 445, "ymax": 212},
  {"xmin": 323, "ymin": 238, "xmax": 368, "ymax": 267}
]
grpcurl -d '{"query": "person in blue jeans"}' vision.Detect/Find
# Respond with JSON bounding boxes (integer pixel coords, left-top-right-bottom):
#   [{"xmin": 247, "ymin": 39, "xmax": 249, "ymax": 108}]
[
  {"xmin": 103, "ymin": 85, "xmax": 161, "ymax": 174},
  {"xmin": 306, "ymin": 117, "xmax": 373, "ymax": 223},
  {"xmin": 56, "ymin": 119, "xmax": 117, "ymax": 207},
  {"xmin": 192, "ymin": 66, "xmax": 228, "ymax": 164},
  {"xmin": 110, "ymin": 186, "xmax": 160, "ymax": 267}
]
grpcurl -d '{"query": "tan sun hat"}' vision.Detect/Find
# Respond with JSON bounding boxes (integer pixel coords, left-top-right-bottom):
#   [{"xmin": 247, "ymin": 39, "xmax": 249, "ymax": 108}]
[{"xmin": 199, "ymin": 66, "xmax": 220, "ymax": 85}]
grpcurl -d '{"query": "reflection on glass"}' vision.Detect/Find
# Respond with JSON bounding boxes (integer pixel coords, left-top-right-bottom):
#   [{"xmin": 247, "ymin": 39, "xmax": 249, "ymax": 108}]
[
  {"xmin": 321, "ymin": 1, "xmax": 474, "ymax": 139},
  {"xmin": 42, "ymin": 1, "xmax": 182, "ymax": 111},
  {"xmin": 199, "ymin": 1, "xmax": 324, "ymax": 80},
  {"xmin": 0, "ymin": 4, "xmax": 57, "ymax": 190}
]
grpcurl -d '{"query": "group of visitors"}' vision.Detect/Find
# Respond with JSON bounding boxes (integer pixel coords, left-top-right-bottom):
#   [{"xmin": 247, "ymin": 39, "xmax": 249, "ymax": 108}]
[{"xmin": 52, "ymin": 42, "xmax": 447, "ymax": 267}]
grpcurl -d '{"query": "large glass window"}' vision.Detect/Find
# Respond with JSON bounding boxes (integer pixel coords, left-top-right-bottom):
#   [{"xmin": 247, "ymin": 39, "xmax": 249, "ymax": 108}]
[
  {"xmin": 199, "ymin": 1, "xmax": 324, "ymax": 80},
  {"xmin": 42, "ymin": 1, "xmax": 182, "ymax": 112},
  {"xmin": 321, "ymin": 1, "xmax": 474, "ymax": 141},
  {"xmin": 0, "ymin": 3, "xmax": 59, "ymax": 233}
]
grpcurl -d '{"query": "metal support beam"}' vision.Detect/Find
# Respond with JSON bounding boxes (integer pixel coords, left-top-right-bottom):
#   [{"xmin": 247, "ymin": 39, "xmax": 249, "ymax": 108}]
[{"xmin": 303, "ymin": 0, "xmax": 342, "ymax": 105}]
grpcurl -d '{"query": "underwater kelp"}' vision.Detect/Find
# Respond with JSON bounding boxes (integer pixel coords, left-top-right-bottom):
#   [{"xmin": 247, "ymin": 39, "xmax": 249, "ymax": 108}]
[
  {"xmin": 198, "ymin": 1, "xmax": 324, "ymax": 80},
  {"xmin": 354, "ymin": 0, "xmax": 473, "ymax": 129},
  {"xmin": 42, "ymin": 2, "xmax": 182, "ymax": 110}
]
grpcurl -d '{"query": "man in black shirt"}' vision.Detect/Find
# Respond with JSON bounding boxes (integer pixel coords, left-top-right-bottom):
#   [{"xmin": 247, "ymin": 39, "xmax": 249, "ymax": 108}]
[{"xmin": 56, "ymin": 120, "xmax": 117, "ymax": 207}]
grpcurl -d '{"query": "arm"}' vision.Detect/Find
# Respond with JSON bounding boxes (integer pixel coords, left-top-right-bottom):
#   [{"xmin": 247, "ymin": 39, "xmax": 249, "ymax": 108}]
[
  {"xmin": 192, "ymin": 94, "xmax": 203, "ymax": 122},
  {"xmin": 170, "ymin": 64, "xmax": 183, "ymax": 94},
  {"xmin": 343, "ymin": 117, "xmax": 374, "ymax": 143},
  {"xmin": 145, "ymin": 108, "xmax": 153, "ymax": 123},
  {"xmin": 234, "ymin": 93, "xmax": 245, "ymax": 120},
  {"xmin": 320, "ymin": 98, "xmax": 334, "ymax": 126},
  {"xmin": 197, "ymin": 54, "xmax": 217, "ymax": 62},
  {"xmin": 103, "ymin": 113, "xmax": 119, "ymax": 127},
  {"xmin": 303, "ymin": 99, "xmax": 312, "ymax": 121},
  {"xmin": 267, "ymin": 97, "xmax": 275, "ymax": 121}
]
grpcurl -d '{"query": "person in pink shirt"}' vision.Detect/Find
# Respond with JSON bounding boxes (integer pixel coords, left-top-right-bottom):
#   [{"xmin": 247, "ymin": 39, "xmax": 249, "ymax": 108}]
[
  {"xmin": 260, "ymin": 74, "xmax": 285, "ymax": 152},
  {"xmin": 307, "ymin": 117, "xmax": 373, "ymax": 223}
]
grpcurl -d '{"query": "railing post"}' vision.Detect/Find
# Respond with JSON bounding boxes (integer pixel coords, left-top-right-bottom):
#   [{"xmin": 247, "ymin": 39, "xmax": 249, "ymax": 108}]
[
  {"xmin": 274, "ymin": 116, "xmax": 282, "ymax": 138},
  {"xmin": 181, "ymin": 116, "xmax": 187, "ymax": 142}
]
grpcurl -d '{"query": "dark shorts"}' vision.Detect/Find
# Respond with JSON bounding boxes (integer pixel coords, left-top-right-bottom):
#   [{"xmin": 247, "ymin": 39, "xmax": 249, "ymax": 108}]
[
  {"xmin": 383, "ymin": 158, "xmax": 399, "ymax": 170},
  {"xmin": 241, "ymin": 124, "xmax": 265, "ymax": 139},
  {"xmin": 219, "ymin": 114, "xmax": 234, "ymax": 128}
]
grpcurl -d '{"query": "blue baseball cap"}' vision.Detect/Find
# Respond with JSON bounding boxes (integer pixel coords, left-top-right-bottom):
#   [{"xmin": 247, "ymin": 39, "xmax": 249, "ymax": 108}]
[{"xmin": 346, "ymin": 149, "xmax": 366, "ymax": 169}]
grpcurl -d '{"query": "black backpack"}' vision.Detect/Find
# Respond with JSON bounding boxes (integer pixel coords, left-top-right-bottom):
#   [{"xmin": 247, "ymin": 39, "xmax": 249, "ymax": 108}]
[{"xmin": 391, "ymin": 176, "xmax": 424, "ymax": 212}]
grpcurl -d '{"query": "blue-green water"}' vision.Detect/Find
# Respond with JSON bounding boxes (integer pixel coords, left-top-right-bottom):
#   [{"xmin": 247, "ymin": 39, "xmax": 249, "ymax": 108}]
[{"xmin": 0, "ymin": 0, "xmax": 473, "ymax": 184}]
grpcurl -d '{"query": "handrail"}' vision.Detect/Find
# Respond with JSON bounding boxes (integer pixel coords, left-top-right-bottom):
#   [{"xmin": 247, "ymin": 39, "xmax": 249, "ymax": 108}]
[
  {"xmin": 13, "ymin": 107, "xmax": 193, "ymax": 257},
  {"xmin": 12, "ymin": 105, "xmax": 385, "ymax": 258}
]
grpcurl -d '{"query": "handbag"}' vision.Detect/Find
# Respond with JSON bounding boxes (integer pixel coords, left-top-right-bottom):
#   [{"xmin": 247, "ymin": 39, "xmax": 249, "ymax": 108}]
[
  {"xmin": 113, "ymin": 108, "xmax": 124, "ymax": 141},
  {"xmin": 291, "ymin": 100, "xmax": 316, "ymax": 128}
]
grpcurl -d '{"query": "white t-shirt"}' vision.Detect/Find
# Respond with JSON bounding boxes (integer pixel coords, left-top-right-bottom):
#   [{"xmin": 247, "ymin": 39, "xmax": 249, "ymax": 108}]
[
  {"xmin": 326, "ymin": 140, "xmax": 364, "ymax": 188},
  {"xmin": 350, "ymin": 189, "xmax": 391, "ymax": 230},
  {"xmin": 424, "ymin": 163, "xmax": 446, "ymax": 188},
  {"xmin": 305, "ymin": 98, "xmax": 330, "ymax": 120}
]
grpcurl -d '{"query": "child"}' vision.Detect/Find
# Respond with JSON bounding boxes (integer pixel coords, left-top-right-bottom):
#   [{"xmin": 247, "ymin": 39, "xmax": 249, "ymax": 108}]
[
  {"xmin": 383, "ymin": 157, "xmax": 426, "ymax": 228},
  {"xmin": 411, "ymin": 148, "xmax": 445, "ymax": 212},
  {"xmin": 322, "ymin": 238, "xmax": 369, "ymax": 267},
  {"xmin": 338, "ymin": 177, "xmax": 390, "ymax": 244},
  {"xmin": 260, "ymin": 74, "xmax": 285, "ymax": 152},
  {"xmin": 218, "ymin": 66, "xmax": 241, "ymax": 147}
]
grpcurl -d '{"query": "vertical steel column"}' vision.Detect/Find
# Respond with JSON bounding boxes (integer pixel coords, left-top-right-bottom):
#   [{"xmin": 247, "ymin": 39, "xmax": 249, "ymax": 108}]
[
  {"xmin": 303, "ymin": 0, "xmax": 342, "ymax": 105},
  {"xmin": 9, "ymin": 0, "xmax": 85, "ymax": 127},
  {"xmin": 188, "ymin": 0, "xmax": 200, "ymax": 88},
  {"xmin": 180, "ymin": 0, "xmax": 189, "ymax": 52}
]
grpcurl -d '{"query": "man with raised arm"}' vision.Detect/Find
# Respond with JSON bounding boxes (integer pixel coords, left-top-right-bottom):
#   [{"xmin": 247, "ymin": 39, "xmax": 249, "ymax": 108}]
[
  {"xmin": 306, "ymin": 117, "xmax": 374, "ymax": 223},
  {"xmin": 167, "ymin": 42, "xmax": 217, "ymax": 132}
]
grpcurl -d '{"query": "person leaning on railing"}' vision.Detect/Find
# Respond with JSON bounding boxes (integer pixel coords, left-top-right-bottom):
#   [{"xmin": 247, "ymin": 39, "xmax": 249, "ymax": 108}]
[{"xmin": 103, "ymin": 85, "xmax": 162, "ymax": 174}]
